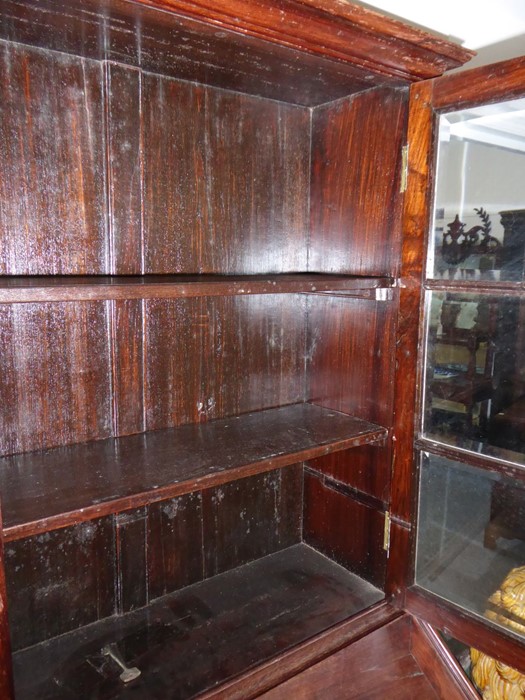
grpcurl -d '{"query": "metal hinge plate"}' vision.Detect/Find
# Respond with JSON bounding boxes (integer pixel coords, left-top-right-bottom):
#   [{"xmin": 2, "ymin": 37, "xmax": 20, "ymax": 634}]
[
  {"xmin": 383, "ymin": 510, "xmax": 391, "ymax": 553},
  {"xmin": 400, "ymin": 145, "xmax": 408, "ymax": 193}
]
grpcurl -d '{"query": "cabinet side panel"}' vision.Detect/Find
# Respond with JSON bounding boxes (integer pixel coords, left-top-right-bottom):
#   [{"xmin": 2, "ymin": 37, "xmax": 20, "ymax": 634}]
[
  {"xmin": 307, "ymin": 296, "xmax": 395, "ymax": 425},
  {"xmin": 0, "ymin": 42, "xmax": 108, "ymax": 275},
  {"xmin": 306, "ymin": 444, "xmax": 389, "ymax": 504},
  {"xmin": 144, "ymin": 295, "xmax": 307, "ymax": 430},
  {"xmin": 0, "ymin": 302, "xmax": 113, "ymax": 456},
  {"xmin": 303, "ymin": 471, "xmax": 386, "ymax": 589},
  {"xmin": 4, "ymin": 518, "xmax": 116, "ymax": 650},
  {"xmin": 309, "ymin": 87, "xmax": 407, "ymax": 276},
  {"xmin": 142, "ymin": 73, "xmax": 309, "ymax": 274}
]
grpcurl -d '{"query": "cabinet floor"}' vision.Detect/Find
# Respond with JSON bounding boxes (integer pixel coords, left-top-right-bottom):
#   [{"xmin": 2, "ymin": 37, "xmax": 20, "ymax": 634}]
[{"xmin": 13, "ymin": 543, "xmax": 383, "ymax": 699}]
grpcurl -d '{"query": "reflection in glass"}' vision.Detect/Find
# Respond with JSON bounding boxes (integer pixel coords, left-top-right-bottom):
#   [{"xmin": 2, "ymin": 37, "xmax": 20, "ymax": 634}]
[
  {"xmin": 424, "ymin": 291, "xmax": 525, "ymax": 462},
  {"xmin": 429, "ymin": 98, "xmax": 525, "ymax": 281},
  {"xmin": 417, "ymin": 454, "xmax": 525, "ymax": 641}
]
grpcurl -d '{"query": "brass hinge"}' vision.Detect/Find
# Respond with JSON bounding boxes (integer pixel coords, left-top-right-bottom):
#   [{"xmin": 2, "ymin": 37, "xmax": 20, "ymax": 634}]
[
  {"xmin": 400, "ymin": 145, "xmax": 408, "ymax": 193},
  {"xmin": 383, "ymin": 510, "xmax": 391, "ymax": 553}
]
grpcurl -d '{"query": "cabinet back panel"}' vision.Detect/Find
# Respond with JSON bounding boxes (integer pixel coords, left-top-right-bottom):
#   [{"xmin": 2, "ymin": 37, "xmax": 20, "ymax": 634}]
[
  {"xmin": 142, "ymin": 73, "xmax": 310, "ymax": 274},
  {"xmin": 5, "ymin": 468, "xmax": 302, "ymax": 650},
  {"xmin": 144, "ymin": 295, "xmax": 307, "ymax": 430},
  {"xmin": 310, "ymin": 87, "xmax": 407, "ymax": 276},
  {"xmin": 0, "ymin": 42, "xmax": 108, "ymax": 275},
  {"xmin": 106, "ymin": 63, "xmax": 143, "ymax": 275},
  {"xmin": 5, "ymin": 517, "xmax": 116, "ymax": 651},
  {"xmin": 0, "ymin": 302, "xmax": 113, "ymax": 456},
  {"xmin": 0, "ymin": 43, "xmax": 311, "ymax": 277}
]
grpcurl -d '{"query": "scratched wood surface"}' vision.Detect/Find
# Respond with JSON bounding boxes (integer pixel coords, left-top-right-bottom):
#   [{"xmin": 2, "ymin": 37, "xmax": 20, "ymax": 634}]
[
  {"xmin": 142, "ymin": 74, "xmax": 310, "ymax": 274},
  {"xmin": 309, "ymin": 87, "xmax": 408, "ymax": 277},
  {"xmin": 11, "ymin": 544, "xmax": 384, "ymax": 697},
  {"xmin": 0, "ymin": 42, "xmax": 107, "ymax": 275},
  {"xmin": 5, "ymin": 469, "xmax": 303, "ymax": 650},
  {"xmin": 0, "ymin": 404, "xmax": 386, "ymax": 541},
  {"xmin": 0, "ymin": 0, "xmax": 473, "ymax": 107}
]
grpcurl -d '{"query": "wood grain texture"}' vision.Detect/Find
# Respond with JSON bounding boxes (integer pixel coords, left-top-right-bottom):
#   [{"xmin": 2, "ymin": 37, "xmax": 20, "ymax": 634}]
[
  {"xmin": 0, "ymin": 403, "xmax": 386, "ymax": 541},
  {"xmin": 144, "ymin": 296, "xmax": 307, "ymax": 429},
  {"xmin": 0, "ymin": 537, "xmax": 14, "ymax": 699},
  {"xmin": 105, "ymin": 62, "xmax": 142, "ymax": 274},
  {"xmin": 142, "ymin": 74, "xmax": 309, "ymax": 274},
  {"xmin": 111, "ymin": 299, "xmax": 145, "ymax": 437},
  {"xmin": 406, "ymin": 587, "xmax": 525, "ymax": 678},
  {"xmin": 11, "ymin": 544, "xmax": 384, "ymax": 699},
  {"xmin": 132, "ymin": 0, "xmax": 473, "ymax": 80},
  {"xmin": 303, "ymin": 471, "xmax": 386, "ymax": 589},
  {"xmin": 0, "ymin": 301, "xmax": 112, "ymax": 456},
  {"xmin": 4, "ymin": 518, "xmax": 116, "ymax": 651},
  {"xmin": 115, "ymin": 509, "xmax": 148, "ymax": 614},
  {"xmin": 0, "ymin": 2, "xmax": 392, "ymax": 106},
  {"xmin": 0, "ymin": 274, "xmax": 393, "ymax": 303},
  {"xmin": 389, "ymin": 81, "xmax": 435, "ymax": 528},
  {"xmin": 147, "ymin": 491, "xmax": 204, "ymax": 600},
  {"xmin": 433, "ymin": 55, "xmax": 525, "ymax": 112},
  {"xmin": 0, "ymin": 0, "xmax": 472, "ymax": 109},
  {"xmin": 411, "ymin": 618, "xmax": 480, "ymax": 700},
  {"xmin": 198, "ymin": 602, "xmax": 400, "ymax": 700},
  {"xmin": 309, "ymin": 87, "xmax": 408, "ymax": 277},
  {"xmin": 306, "ymin": 443, "xmax": 390, "ymax": 504},
  {"xmin": 258, "ymin": 614, "xmax": 438, "ymax": 700},
  {"xmin": 202, "ymin": 467, "xmax": 302, "ymax": 577},
  {"xmin": 308, "ymin": 296, "xmax": 395, "ymax": 426},
  {"xmin": 0, "ymin": 42, "xmax": 108, "ymax": 275}
]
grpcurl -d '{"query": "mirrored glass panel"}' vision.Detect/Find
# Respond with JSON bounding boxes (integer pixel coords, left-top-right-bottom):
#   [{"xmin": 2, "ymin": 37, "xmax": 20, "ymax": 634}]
[
  {"xmin": 423, "ymin": 291, "xmax": 525, "ymax": 464},
  {"xmin": 429, "ymin": 98, "xmax": 525, "ymax": 281},
  {"xmin": 417, "ymin": 453, "xmax": 525, "ymax": 641}
]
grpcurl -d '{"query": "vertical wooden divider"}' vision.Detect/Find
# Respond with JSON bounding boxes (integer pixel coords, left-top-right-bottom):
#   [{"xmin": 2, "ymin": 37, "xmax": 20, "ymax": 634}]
[{"xmin": 387, "ymin": 79, "xmax": 436, "ymax": 599}]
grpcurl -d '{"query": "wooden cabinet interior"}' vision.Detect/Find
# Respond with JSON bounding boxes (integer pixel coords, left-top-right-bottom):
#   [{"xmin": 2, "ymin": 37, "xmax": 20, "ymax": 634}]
[{"xmin": 0, "ymin": 0, "xmax": 482, "ymax": 698}]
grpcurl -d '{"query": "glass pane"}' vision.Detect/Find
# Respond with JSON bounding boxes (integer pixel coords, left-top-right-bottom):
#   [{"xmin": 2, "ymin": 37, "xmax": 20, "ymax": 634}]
[
  {"xmin": 429, "ymin": 98, "xmax": 525, "ymax": 281},
  {"xmin": 423, "ymin": 291, "xmax": 525, "ymax": 464},
  {"xmin": 417, "ymin": 453, "xmax": 525, "ymax": 641}
]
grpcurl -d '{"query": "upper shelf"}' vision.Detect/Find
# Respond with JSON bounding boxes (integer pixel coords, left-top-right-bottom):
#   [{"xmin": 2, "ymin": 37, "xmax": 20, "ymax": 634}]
[
  {"xmin": 0, "ymin": 403, "xmax": 387, "ymax": 542},
  {"xmin": 0, "ymin": 274, "xmax": 394, "ymax": 303}
]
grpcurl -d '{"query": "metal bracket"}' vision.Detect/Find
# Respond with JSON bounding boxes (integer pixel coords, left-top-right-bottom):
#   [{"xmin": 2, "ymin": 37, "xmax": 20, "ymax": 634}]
[{"xmin": 102, "ymin": 644, "xmax": 141, "ymax": 684}]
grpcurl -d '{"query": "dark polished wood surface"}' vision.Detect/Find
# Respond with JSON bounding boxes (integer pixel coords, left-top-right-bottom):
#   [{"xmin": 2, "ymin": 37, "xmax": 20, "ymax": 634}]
[
  {"xmin": 0, "ymin": 274, "xmax": 393, "ymax": 302},
  {"xmin": 0, "ymin": 0, "xmax": 500, "ymax": 694},
  {"xmin": 411, "ymin": 619, "xmax": 480, "ymax": 700},
  {"xmin": 310, "ymin": 87, "xmax": 407, "ymax": 278},
  {"xmin": 6, "ymin": 468, "xmax": 302, "ymax": 649},
  {"xmin": 433, "ymin": 55, "xmax": 525, "ymax": 112},
  {"xmin": 258, "ymin": 614, "xmax": 439, "ymax": 700},
  {"xmin": 407, "ymin": 587, "xmax": 525, "ymax": 677},
  {"xmin": 197, "ymin": 602, "xmax": 402, "ymax": 700},
  {"xmin": 0, "ymin": 403, "xmax": 386, "ymax": 541},
  {"xmin": 12, "ymin": 544, "xmax": 384, "ymax": 699},
  {"xmin": 0, "ymin": 0, "xmax": 474, "ymax": 108}
]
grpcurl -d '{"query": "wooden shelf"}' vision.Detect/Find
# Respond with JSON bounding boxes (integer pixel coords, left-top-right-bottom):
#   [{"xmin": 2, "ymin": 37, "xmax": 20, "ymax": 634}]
[
  {"xmin": 0, "ymin": 274, "xmax": 394, "ymax": 303},
  {"xmin": 0, "ymin": 403, "xmax": 387, "ymax": 542},
  {"xmin": 12, "ymin": 543, "xmax": 384, "ymax": 700}
]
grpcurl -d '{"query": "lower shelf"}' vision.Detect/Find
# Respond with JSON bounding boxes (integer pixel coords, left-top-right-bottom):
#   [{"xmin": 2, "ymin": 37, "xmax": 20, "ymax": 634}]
[{"xmin": 13, "ymin": 543, "xmax": 383, "ymax": 700}]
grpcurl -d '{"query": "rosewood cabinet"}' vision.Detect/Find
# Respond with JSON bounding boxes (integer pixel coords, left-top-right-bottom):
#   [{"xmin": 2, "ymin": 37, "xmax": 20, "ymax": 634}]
[{"xmin": 0, "ymin": 1, "xmax": 522, "ymax": 698}]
